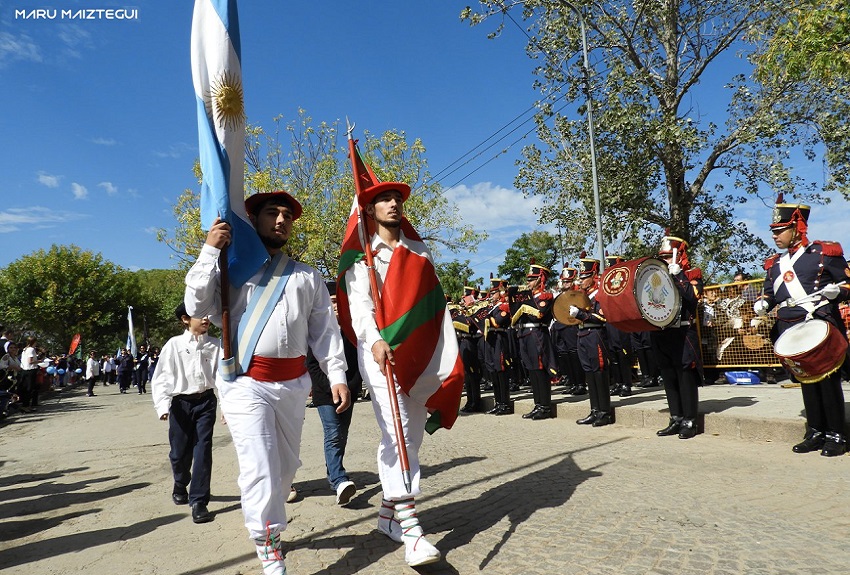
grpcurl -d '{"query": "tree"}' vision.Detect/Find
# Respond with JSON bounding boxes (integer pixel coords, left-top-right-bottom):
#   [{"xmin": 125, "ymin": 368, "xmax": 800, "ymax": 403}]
[
  {"xmin": 462, "ymin": 1, "xmax": 850, "ymax": 280},
  {"xmin": 435, "ymin": 260, "xmax": 482, "ymax": 301},
  {"xmin": 158, "ymin": 110, "xmax": 488, "ymax": 279},
  {"xmin": 498, "ymin": 231, "xmax": 560, "ymax": 286},
  {"xmin": 0, "ymin": 245, "xmax": 140, "ymax": 354},
  {"xmin": 756, "ymin": 0, "xmax": 850, "ymax": 86},
  {"xmin": 134, "ymin": 268, "xmax": 192, "ymax": 347}
]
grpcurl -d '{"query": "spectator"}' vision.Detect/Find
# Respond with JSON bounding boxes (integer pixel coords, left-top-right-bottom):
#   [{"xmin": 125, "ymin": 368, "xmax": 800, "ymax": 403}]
[
  {"xmin": 85, "ymin": 351, "xmax": 100, "ymax": 397},
  {"xmin": 19, "ymin": 337, "xmax": 39, "ymax": 412},
  {"xmin": 116, "ymin": 348, "xmax": 134, "ymax": 393}
]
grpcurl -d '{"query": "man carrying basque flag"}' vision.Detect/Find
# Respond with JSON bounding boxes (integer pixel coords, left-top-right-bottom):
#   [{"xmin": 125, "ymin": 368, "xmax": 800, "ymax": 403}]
[{"xmin": 337, "ymin": 132, "xmax": 464, "ymax": 567}]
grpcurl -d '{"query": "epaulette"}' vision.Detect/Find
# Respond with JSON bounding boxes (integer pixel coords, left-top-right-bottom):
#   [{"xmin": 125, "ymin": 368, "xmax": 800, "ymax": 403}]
[
  {"xmin": 764, "ymin": 253, "xmax": 780, "ymax": 270},
  {"xmin": 813, "ymin": 240, "xmax": 844, "ymax": 257},
  {"xmin": 685, "ymin": 267, "xmax": 702, "ymax": 282},
  {"xmin": 537, "ymin": 291, "xmax": 553, "ymax": 301}
]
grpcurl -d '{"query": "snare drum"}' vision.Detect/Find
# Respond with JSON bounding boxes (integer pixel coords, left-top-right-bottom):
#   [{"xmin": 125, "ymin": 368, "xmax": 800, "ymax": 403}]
[
  {"xmin": 773, "ymin": 319, "xmax": 848, "ymax": 383},
  {"xmin": 596, "ymin": 257, "xmax": 682, "ymax": 332}
]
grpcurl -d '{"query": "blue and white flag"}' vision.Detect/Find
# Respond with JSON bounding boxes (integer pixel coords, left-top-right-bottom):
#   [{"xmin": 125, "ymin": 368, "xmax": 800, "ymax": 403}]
[
  {"xmin": 191, "ymin": 0, "xmax": 266, "ymax": 287},
  {"xmin": 127, "ymin": 306, "xmax": 137, "ymax": 356}
]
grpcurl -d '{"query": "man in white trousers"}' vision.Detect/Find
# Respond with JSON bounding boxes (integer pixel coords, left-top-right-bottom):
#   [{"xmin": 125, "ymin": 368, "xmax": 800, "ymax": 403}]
[
  {"xmin": 344, "ymin": 182, "xmax": 443, "ymax": 567},
  {"xmin": 185, "ymin": 190, "xmax": 350, "ymax": 575}
]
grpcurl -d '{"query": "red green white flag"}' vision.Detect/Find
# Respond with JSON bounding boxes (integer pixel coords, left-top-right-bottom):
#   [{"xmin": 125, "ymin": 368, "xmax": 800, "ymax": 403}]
[{"xmin": 336, "ymin": 136, "xmax": 464, "ymax": 432}]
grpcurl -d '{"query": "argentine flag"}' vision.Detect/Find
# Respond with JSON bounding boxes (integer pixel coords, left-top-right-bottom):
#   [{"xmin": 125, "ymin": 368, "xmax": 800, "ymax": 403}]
[
  {"xmin": 127, "ymin": 306, "xmax": 137, "ymax": 356},
  {"xmin": 191, "ymin": 0, "xmax": 266, "ymax": 287}
]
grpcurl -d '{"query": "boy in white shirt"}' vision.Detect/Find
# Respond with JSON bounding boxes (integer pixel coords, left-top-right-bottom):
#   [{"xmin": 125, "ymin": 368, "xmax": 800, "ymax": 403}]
[{"xmin": 151, "ymin": 303, "xmax": 220, "ymax": 524}]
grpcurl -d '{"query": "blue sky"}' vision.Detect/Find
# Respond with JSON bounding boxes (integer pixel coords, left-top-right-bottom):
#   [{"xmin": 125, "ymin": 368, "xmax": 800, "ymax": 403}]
[{"xmin": 1, "ymin": 1, "xmax": 848, "ymax": 285}]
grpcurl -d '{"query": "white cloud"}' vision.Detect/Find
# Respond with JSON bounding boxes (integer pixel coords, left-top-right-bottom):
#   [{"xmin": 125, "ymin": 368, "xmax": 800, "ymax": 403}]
[
  {"xmin": 71, "ymin": 183, "xmax": 88, "ymax": 200},
  {"xmin": 98, "ymin": 181, "xmax": 118, "ymax": 195},
  {"xmin": 153, "ymin": 142, "xmax": 194, "ymax": 159},
  {"xmin": 37, "ymin": 172, "xmax": 61, "ymax": 188},
  {"xmin": 0, "ymin": 207, "xmax": 78, "ymax": 233},
  {"xmin": 91, "ymin": 137, "xmax": 117, "ymax": 146},
  {"xmin": 444, "ymin": 182, "xmax": 545, "ymax": 232},
  {"xmin": 56, "ymin": 24, "xmax": 92, "ymax": 59},
  {"xmin": 0, "ymin": 31, "xmax": 42, "ymax": 67}
]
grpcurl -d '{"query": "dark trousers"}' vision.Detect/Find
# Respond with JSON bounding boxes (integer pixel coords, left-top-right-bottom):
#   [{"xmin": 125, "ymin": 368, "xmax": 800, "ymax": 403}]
[
  {"xmin": 117, "ymin": 371, "xmax": 132, "ymax": 391},
  {"xmin": 86, "ymin": 377, "xmax": 96, "ymax": 396},
  {"xmin": 800, "ymin": 371, "xmax": 846, "ymax": 435},
  {"xmin": 651, "ymin": 327, "xmax": 700, "ymax": 420},
  {"xmin": 19, "ymin": 369, "xmax": 38, "ymax": 407},
  {"xmin": 169, "ymin": 390, "xmax": 217, "ymax": 505}
]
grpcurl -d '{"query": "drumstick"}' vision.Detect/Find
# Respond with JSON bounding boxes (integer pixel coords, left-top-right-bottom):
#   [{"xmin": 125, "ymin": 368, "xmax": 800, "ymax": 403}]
[{"xmin": 786, "ymin": 280, "xmax": 847, "ymax": 307}]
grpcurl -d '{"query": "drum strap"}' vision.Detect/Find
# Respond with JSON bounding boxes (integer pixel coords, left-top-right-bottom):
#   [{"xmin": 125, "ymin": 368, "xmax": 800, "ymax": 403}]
[{"xmin": 776, "ymin": 250, "xmax": 814, "ymax": 313}]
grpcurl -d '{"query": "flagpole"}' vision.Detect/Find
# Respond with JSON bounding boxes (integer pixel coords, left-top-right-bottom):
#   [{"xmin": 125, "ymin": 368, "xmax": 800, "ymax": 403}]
[
  {"xmin": 219, "ymin": 247, "xmax": 232, "ymax": 363},
  {"xmin": 347, "ymin": 120, "xmax": 412, "ymax": 493}
]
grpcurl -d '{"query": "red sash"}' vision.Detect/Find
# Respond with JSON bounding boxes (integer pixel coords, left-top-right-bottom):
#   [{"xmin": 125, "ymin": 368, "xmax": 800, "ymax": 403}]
[{"xmin": 245, "ymin": 355, "xmax": 307, "ymax": 382}]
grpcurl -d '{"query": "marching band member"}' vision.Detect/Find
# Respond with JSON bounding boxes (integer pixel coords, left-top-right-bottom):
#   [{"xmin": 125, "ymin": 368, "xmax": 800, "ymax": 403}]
[
  {"xmin": 570, "ymin": 254, "xmax": 614, "ymax": 427},
  {"xmin": 604, "ymin": 254, "xmax": 634, "ymax": 397},
  {"xmin": 455, "ymin": 287, "xmax": 484, "ymax": 413},
  {"xmin": 485, "ymin": 277, "xmax": 514, "ymax": 415},
  {"xmin": 513, "ymin": 263, "xmax": 559, "ymax": 420},
  {"xmin": 651, "ymin": 235, "xmax": 704, "ymax": 439},
  {"xmin": 551, "ymin": 267, "xmax": 586, "ymax": 395},
  {"xmin": 755, "ymin": 195, "xmax": 850, "ymax": 456}
]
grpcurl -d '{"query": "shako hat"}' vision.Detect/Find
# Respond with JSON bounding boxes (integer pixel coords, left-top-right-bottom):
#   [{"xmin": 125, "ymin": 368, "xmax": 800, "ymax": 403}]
[
  {"xmin": 578, "ymin": 251, "xmax": 600, "ymax": 278},
  {"xmin": 560, "ymin": 267, "xmax": 578, "ymax": 282},
  {"xmin": 605, "ymin": 252, "xmax": 625, "ymax": 268},
  {"xmin": 245, "ymin": 190, "xmax": 303, "ymax": 220},
  {"xmin": 526, "ymin": 260, "xmax": 551, "ymax": 280},
  {"xmin": 770, "ymin": 192, "xmax": 810, "ymax": 230},
  {"xmin": 658, "ymin": 235, "xmax": 687, "ymax": 256}
]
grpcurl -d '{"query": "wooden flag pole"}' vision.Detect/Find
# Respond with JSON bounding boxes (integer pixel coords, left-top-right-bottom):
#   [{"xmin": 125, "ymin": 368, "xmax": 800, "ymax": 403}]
[
  {"xmin": 347, "ymin": 121, "xmax": 412, "ymax": 493},
  {"xmin": 218, "ymin": 247, "xmax": 232, "ymax": 362}
]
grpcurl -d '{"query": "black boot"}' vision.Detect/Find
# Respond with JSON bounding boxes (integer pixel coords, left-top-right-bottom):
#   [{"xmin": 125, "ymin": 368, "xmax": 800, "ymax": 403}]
[
  {"xmin": 678, "ymin": 418, "xmax": 697, "ymax": 439},
  {"xmin": 657, "ymin": 416, "xmax": 682, "ymax": 436},
  {"xmin": 571, "ymin": 385, "xmax": 587, "ymax": 396},
  {"xmin": 576, "ymin": 411, "xmax": 598, "ymax": 425},
  {"xmin": 619, "ymin": 384, "xmax": 632, "ymax": 397},
  {"xmin": 495, "ymin": 403, "xmax": 513, "ymax": 416},
  {"xmin": 820, "ymin": 432, "xmax": 846, "ymax": 457},
  {"xmin": 531, "ymin": 405, "xmax": 554, "ymax": 420},
  {"xmin": 522, "ymin": 405, "xmax": 542, "ymax": 419},
  {"xmin": 792, "ymin": 428, "xmax": 826, "ymax": 453},
  {"xmin": 592, "ymin": 411, "xmax": 614, "ymax": 427}
]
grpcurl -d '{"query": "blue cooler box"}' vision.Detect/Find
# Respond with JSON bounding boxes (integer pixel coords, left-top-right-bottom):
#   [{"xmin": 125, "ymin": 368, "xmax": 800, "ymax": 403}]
[{"xmin": 725, "ymin": 371, "xmax": 761, "ymax": 385}]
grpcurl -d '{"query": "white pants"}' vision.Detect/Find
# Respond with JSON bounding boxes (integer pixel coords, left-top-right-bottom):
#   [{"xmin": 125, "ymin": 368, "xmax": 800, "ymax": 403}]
[
  {"xmin": 358, "ymin": 343, "xmax": 427, "ymax": 499},
  {"xmin": 218, "ymin": 373, "xmax": 311, "ymax": 540}
]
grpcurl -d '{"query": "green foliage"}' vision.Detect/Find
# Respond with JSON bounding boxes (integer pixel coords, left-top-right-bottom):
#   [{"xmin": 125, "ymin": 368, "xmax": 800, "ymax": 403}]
[
  {"xmin": 462, "ymin": 1, "xmax": 849, "ymax": 277},
  {"xmin": 755, "ymin": 0, "xmax": 850, "ymax": 86},
  {"xmin": 0, "ymin": 247, "xmax": 192, "ymax": 355},
  {"xmin": 0, "ymin": 245, "xmax": 139, "ymax": 354},
  {"xmin": 498, "ymin": 231, "xmax": 559, "ymax": 286},
  {"xmin": 435, "ymin": 260, "xmax": 482, "ymax": 301},
  {"xmin": 161, "ymin": 110, "xmax": 488, "ymax": 279}
]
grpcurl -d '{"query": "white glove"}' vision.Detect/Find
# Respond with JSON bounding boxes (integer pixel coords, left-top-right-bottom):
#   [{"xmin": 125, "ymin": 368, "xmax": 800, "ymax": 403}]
[
  {"xmin": 568, "ymin": 305, "xmax": 580, "ymax": 318},
  {"xmin": 753, "ymin": 299, "xmax": 769, "ymax": 316},
  {"xmin": 668, "ymin": 263, "xmax": 682, "ymax": 275},
  {"xmin": 822, "ymin": 283, "xmax": 841, "ymax": 300}
]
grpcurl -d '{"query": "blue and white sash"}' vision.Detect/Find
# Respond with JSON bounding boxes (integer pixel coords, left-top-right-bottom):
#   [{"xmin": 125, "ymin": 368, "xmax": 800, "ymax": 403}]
[{"xmin": 219, "ymin": 253, "xmax": 296, "ymax": 382}]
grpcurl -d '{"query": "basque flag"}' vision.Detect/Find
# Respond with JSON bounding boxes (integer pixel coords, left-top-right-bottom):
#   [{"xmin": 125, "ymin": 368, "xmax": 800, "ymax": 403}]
[{"xmin": 191, "ymin": 0, "xmax": 266, "ymax": 287}]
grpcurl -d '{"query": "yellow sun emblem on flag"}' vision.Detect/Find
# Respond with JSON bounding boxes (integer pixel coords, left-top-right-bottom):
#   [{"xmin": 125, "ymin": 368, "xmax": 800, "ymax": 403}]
[{"xmin": 208, "ymin": 71, "xmax": 245, "ymax": 130}]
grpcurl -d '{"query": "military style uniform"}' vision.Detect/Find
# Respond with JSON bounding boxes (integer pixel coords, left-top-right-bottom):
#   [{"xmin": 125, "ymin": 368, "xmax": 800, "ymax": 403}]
[
  {"xmin": 484, "ymin": 278, "xmax": 514, "ymax": 415},
  {"xmin": 650, "ymin": 236, "xmax": 704, "ymax": 440},
  {"xmin": 758, "ymin": 198, "xmax": 850, "ymax": 456},
  {"xmin": 571, "ymin": 256, "xmax": 614, "ymax": 427},
  {"xmin": 550, "ymin": 267, "xmax": 586, "ymax": 395},
  {"xmin": 604, "ymin": 255, "xmax": 635, "ymax": 397},
  {"xmin": 454, "ymin": 287, "xmax": 484, "ymax": 413},
  {"xmin": 514, "ymin": 264, "xmax": 559, "ymax": 420}
]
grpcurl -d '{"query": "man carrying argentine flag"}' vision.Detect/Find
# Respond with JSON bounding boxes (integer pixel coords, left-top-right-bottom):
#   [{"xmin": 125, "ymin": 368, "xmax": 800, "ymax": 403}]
[{"xmin": 186, "ymin": 1, "xmax": 349, "ymax": 574}]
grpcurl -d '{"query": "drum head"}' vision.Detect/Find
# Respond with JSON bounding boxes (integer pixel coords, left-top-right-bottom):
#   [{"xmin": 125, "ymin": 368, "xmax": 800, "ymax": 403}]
[
  {"xmin": 553, "ymin": 291, "xmax": 591, "ymax": 326},
  {"xmin": 774, "ymin": 320, "xmax": 829, "ymax": 357},
  {"xmin": 633, "ymin": 258, "xmax": 682, "ymax": 328}
]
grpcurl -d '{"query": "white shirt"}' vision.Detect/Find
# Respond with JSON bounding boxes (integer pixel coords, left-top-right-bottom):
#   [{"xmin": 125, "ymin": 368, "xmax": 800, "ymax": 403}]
[
  {"xmin": 86, "ymin": 357, "xmax": 100, "ymax": 379},
  {"xmin": 150, "ymin": 329, "xmax": 221, "ymax": 418},
  {"xmin": 21, "ymin": 346, "xmax": 38, "ymax": 371},
  {"xmin": 184, "ymin": 243, "xmax": 347, "ymax": 386},
  {"xmin": 344, "ymin": 231, "xmax": 434, "ymax": 350},
  {"xmin": 102, "ymin": 358, "xmax": 114, "ymax": 373}
]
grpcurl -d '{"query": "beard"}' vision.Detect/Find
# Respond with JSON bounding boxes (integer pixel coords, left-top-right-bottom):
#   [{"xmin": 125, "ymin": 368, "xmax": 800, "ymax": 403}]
[
  {"xmin": 375, "ymin": 216, "xmax": 401, "ymax": 229},
  {"xmin": 259, "ymin": 230, "xmax": 287, "ymax": 250}
]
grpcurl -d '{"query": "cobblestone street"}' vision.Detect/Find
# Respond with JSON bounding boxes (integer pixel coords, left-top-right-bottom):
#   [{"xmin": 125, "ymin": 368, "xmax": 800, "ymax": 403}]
[{"xmin": 0, "ymin": 385, "xmax": 848, "ymax": 574}]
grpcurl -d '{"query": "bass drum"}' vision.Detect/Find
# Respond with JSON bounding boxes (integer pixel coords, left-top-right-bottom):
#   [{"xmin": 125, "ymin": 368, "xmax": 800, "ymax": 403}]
[
  {"xmin": 552, "ymin": 290, "xmax": 592, "ymax": 326},
  {"xmin": 596, "ymin": 257, "xmax": 681, "ymax": 332},
  {"xmin": 773, "ymin": 319, "xmax": 848, "ymax": 383}
]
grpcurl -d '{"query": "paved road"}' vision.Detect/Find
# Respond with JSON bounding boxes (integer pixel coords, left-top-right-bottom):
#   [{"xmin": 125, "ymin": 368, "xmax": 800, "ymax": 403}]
[{"xmin": 0, "ymin": 383, "xmax": 848, "ymax": 575}]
